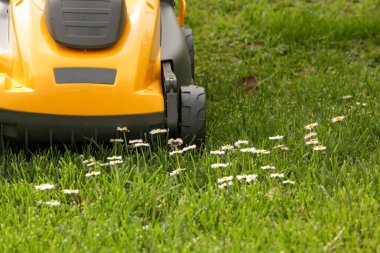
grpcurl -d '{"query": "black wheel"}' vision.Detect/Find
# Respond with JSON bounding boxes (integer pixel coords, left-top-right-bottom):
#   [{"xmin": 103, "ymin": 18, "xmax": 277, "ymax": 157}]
[
  {"xmin": 182, "ymin": 27, "xmax": 194, "ymax": 79},
  {"xmin": 180, "ymin": 85, "xmax": 206, "ymax": 146}
]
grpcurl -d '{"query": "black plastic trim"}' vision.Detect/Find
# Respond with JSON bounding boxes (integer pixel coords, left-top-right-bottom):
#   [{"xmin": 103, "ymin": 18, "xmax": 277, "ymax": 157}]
[
  {"xmin": 162, "ymin": 62, "xmax": 179, "ymax": 135},
  {"xmin": 54, "ymin": 68, "xmax": 116, "ymax": 84},
  {"xmin": 160, "ymin": 2, "xmax": 193, "ymax": 87},
  {"xmin": 0, "ymin": 110, "xmax": 164, "ymax": 144},
  {"xmin": 160, "ymin": 0, "xmax": 175, "ymax": 5},
  {"xmin": 44, "ymin": 0, "xmax": 127, "ymax": 49}
]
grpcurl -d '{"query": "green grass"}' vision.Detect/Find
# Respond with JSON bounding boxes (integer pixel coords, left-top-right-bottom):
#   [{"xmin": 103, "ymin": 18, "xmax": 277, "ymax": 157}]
[{"xmin": 1, "ymin": 0, "xmax": 380, "ymax": 252}]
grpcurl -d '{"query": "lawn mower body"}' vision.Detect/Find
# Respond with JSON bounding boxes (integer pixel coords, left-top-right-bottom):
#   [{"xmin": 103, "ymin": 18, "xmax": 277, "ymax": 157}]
[{"xmin": 0, "ymin": 0, "xmax": 205, "ymax": 146}]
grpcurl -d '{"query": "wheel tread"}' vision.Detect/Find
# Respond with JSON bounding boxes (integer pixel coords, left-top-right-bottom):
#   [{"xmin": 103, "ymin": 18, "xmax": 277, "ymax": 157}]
[{"xmin": 180, "ymin": 85, "xmax": 206, "ymax": 146}]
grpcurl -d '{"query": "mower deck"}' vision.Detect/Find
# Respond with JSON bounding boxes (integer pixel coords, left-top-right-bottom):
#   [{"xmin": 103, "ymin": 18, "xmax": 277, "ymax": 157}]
[
  {"xmin": 0, "ymin": 109, "xmax": 164, "ymax": 145},
  {"xmin": 0, "ymin": 0, "xmax": 206, "ymax": 146}
]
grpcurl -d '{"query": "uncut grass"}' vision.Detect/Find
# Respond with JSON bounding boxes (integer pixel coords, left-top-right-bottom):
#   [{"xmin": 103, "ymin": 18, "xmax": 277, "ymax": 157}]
[{"xmin": 1, "ymin": 0, "xmax": 380, "ymax": 252}]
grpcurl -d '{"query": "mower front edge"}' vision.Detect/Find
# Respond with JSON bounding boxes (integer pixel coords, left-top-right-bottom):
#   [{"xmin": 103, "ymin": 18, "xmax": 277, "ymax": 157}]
[{"xmin": 0, "ymin": 109, "xmax": 164, "ymax": 145}]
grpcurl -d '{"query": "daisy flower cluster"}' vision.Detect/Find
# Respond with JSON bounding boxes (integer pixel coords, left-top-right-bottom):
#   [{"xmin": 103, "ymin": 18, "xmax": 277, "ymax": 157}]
[
  {"xmin": 83, "ymin": 154, "xmax": 125, "ymax": 176},
  {"xmin": 34, "ymin": 149, "xmax": 128, "ymax": 207},
  {"xmin": 268, "ymin": 135, "xmax": 289, "ymax": 151},
  {"xmin": 341, "ymin": 95, "xmax": 367, "ymax": 107},
  {"xmin": 231, "ymin": 140, "xmax": 272, "ymax": 155},
  {"xmin": 216, "ymin": 169, "xmax": 294, "ymax": 189},
  {"xmin": 303, "ymin": 122, "xmax": 327, "ymax": 152},
  {"xmin": 303, "ymin": 115, "xmax": 346, "ymax": 152},
  {"xmin": 112, "ymin": 126, "xmax": 160, "ymax": 146},
  {"xmin": 168, "ymin": 144, "xmax": 197, "ymax": 156},
  {"xmin": 217, "ymin": 176, "xmax": 234, "ymax": 189},
  {"xmin": 128, "ymin": 139, "xmax": 150, "ymax": 148},
  {"xmin": 205, "ymin": 140, "xmax": 295, "ymax": 189},
  {"xmin": 83, "ymin": 155, "xmax": 124, "ymax": 172},
  {"xmin": 34, "ymin": 183, "xmax": 80, "ymax": 207},
  {"xmin": 33, "ymin": 113, "xmax": 353, "ymax": 208}
]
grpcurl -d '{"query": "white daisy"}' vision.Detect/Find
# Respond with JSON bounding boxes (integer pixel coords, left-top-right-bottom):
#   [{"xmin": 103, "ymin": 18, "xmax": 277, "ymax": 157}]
[
  {"xmin": 221, "ymin": 145, "xmax": 234, "ymax": 151},
  {"xmin": 254, "ymin": 149, "xmax": 270, "ymax": 155},
  {"xmin": 304, "ymin": 132, "xmax": 317, "ymax": 141},
  {"xmin": 35, "ymin": 183, "xmax": 55, "ymax": 191},
  {"xmin": 210, "ymin": 150, "xmax": 225, "ymax": 155},
  {"xmin": 149, "ymin": 128, "xmax": 168, "ymax": 135},
  {"xmin": 169, "ymin": 150, "xmax": 183, "ymax": 156},
  {"xmin": 270, "ymin": 173, "xmax": 285, "ymax": 178},
  {"xmin": 282, "ymin": 180, "xmax": 295, "ymax": 185},
  {"xmin": 246, "ymin": 174, "xmax": 258, "ymax": 183},
  {"xmin": 85, "ymin": 171, "xmax": 101, "ymax": 177},
  {"xmin": 313, "ymin": 145, "xmax": 327, "ymax": 151},
  {"xmin": 170, "ymin": 168, "xmax": 186, "ymax": 176},
  {"xmin": 182, "ymin": 145, "xmax": 197, "ymax": 152},
  {"xmin": 218, "ymin": 181, "xmax": 233, "ymax": 189},
  {"xmin": 129, "ymin": 139, "xmax": 143, "ymax": 144},
  {"xmin": 305, "ymin": 138, "xmax": 319, "ymax": 145},
  {"xmin": 211, "ymin": 163, "xmax": 229, "ymax": 169},
  {"xmin": 269, "ymin": 135, "xmax": 283, "ymax": 140},
  {"xmin": 341, "ymin": 95, "xmax": 353, "ymax": 99},
  {"xmin": 109, "ymin": 160, "xmax": 123, "ymax": 165},
  {"xmin": 356, "ymin": 102, "xmax": 367, "ymax": 107},
  {"xmin": 168, "ymin": 138, "xmax": 183, "ymax": 147},
  {"xmin": 331, "ymin": 116, "xmax": 345, "ymax": 123},
  {"xmin": 237, "ymin": 174, "xmax": 258, "ymax": 183},
  {"xmin": 63, "ymin": 189, "xmax": 79, "ymax": 194},
  {"xmin": 116, "ymin": 126, "xmax": 130, "ymax": 132},
  {"xmin": 236, "ymin": 174, "xmax": 248, "ymax": 180},
  {"xmin": 240, "ymin": 147, "xmax": 256, "ymax": 153},
  {"xmin": 305, "ymin": 122, "xmax": 318, "ymax": 131},
  {"xmin": 107, "ymin": 156, "xmax": 122, "ymax": 161},
  {"xmin": 82, "ymin": 158, "xmax": 96, "ymax": 164},
  {"xmin": 261, "ymin": 165, "xmax": 276, "ymax": 170},
  {"xmin": 86, "ymin": 162, "xmax": 98, "ymax": 167},
  {"xmin": 43, "ymin": 200, "xmax": 61, "ymax": 206},
  {"xmin": 234, "ymin": 140, "xmax": 249, "ymax": 147},
  {"xmin": 274, "ymin": 144, "xmax": 289, "ymax": 150},
  {"xmin": 217, "ymin": 176, "xmax": 233, "ymax": 183},
  {"xmin": 132, "ymin": 143, "xmax": 150, "ymax": 148},
  {"xmin": 110, "ymin": 138, "xmax": 124, "ymax": 143}
]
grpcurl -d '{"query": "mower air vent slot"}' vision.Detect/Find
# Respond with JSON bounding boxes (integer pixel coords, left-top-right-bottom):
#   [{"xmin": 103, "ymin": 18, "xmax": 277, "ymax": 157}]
[
  {"xmin": 61, "ymin": 1, "xmax": 111, "ymax": 9},
  {"xmin": 44, "ymin": 0, "xmax": 127, "ymax": 49},
  {"xmin": 54, "ymin": 68, "xmax": 116, "ymax": 84},
  {"xmin": 63, "ymin": 13, "xmax": 109, "ymax": 22},
  {"xmin": 66, "ymin": 26, "xmax": 107, "ymax": 37}
]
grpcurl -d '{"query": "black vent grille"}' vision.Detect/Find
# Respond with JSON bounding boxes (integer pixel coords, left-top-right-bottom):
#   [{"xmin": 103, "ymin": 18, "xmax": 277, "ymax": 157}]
[{"xmin": 45, "ymin": 0, "xmax": 127, "ymax": 49}]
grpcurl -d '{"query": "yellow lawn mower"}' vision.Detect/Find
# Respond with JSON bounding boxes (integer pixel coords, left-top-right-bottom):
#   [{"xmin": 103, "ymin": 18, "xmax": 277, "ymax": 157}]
[{"xmin": 0, "ymin": 0, "xmax": 205, "ymax": 146}]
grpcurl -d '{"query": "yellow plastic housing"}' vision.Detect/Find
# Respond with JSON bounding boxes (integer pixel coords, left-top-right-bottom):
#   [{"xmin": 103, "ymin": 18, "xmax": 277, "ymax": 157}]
[{"xmin": 0, "ymin": 0, "xmax": 163, "ymax": 116}]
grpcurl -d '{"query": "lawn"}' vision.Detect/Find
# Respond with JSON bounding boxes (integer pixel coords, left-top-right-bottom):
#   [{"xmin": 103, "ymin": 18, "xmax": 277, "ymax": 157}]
[{"xmin": 1, "ymin": 0, "xmax": 380, "ymax": 252}]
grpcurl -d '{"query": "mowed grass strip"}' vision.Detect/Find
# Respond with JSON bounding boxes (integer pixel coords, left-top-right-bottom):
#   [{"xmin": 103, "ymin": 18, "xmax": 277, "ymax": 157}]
[{"xmin": 1, "ymin": 0, "xmax": 380, "ymax": 252}]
